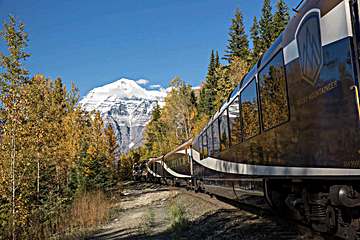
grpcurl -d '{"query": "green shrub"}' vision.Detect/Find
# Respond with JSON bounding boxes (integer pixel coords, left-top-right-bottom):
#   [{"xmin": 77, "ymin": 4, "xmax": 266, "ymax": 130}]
[
  {"xmin": 141, "ymin": 208, "xmax": 155, "ymax": 234},
  {"xmin": 168, "ymin": 201, "xmax": 188, "ymax": 232}
]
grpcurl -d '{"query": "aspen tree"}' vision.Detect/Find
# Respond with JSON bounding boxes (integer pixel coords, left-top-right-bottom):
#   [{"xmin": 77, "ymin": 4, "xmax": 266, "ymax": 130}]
[{"xmin": 0, "ymin": 15, "xmax": 30, "ymax": 239}]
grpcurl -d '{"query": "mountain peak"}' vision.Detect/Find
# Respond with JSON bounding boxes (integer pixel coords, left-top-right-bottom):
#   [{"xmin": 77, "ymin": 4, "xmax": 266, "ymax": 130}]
[
  {"xmin": 80, "ymin": 78, "xmax": 167, "ymax": 112},
  {"xmin": 79, "ymin": 77, "xmax": 167, "ymax": 153}
]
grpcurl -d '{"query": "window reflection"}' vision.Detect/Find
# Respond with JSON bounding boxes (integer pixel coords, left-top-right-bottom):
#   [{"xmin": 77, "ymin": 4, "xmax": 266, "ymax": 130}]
[
  {"xmin": 167, "ymin": 155, "xmax": 190, "ymax": 175},
  {"xmin": 241, "ymin": 79, "xmax": 260, "ymax": 139},
  {"xmin": 230, "ymin": 84, "xmax": 240, "ymax": 99},
  {"xmin": 212, "ymin": 118, "xmax": 220, "ymax": 155},
  {"xmin": 228, "ymin": 96, "xmax": 241, "ymax": 145},
  {"xmin": 207, "ymin": 126, "xmax": 213, "ymax": 156},
  {"xmin": 219, "ymin": 110, "xmax": 229, "ymax": 151},
  {"xmin": 198, "ymin": 137, "xmax": 202, "ymax": 158},
  {"xmin": 259, "ymin": 51, "xmax": 289, "ymax": 130},
  {"xmin": 202, "ymin": 132, "xmax": 208, "ymax": 158}
]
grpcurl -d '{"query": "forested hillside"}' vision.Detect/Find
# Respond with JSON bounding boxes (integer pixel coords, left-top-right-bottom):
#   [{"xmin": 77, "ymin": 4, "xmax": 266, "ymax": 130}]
[
  {"xmin": 0, "ymin": 16, "xmax": 119, "ymax": 239},
  {"xmin": 121, "ymin": 0, "xmax": 290, "ymax": 164}
]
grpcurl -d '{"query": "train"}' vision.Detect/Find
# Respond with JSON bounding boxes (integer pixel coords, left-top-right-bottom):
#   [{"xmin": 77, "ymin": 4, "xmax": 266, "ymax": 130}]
[{"xmin": 137, "ymin": 0, "xmax": 360, "ymax": 239}]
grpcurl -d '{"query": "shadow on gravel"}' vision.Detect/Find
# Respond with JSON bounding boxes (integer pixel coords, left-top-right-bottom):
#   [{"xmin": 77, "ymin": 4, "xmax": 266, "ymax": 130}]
[
  {"xmin": 215, "ymin": 195, "xmax": 271, "ymax": 216},
  {"xmin": 121, "ymin": 188, "xmax": 170, "ymax": 198},
  {"xmin": 120, "ymin": 182, "xmax": 171, "ymax": 198},
  {"xmin": 89, "ymin": 208, "xmax": 300, "ymax": 240},
  {"xmin": 121, "ymin": 181, "xmax": 166, "ymax": 191}
]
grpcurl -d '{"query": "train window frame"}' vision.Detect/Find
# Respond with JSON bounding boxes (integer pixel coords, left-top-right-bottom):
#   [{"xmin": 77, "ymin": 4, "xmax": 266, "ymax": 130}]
[
  {"xmin": 207, "ymin": 125, "xmax": 214, "ymax": 156},
  {"xmin": 199, "ymin": 135, "xmax": 203, "ymax": 159},
  {"xmin": 239, "ymin": 73, "xmax": 249, "ymax": 89},
  {"xmin": 202, "ymin": 130, "xmax": 208, "ymax": 158},
  {"xmin": 219, "ymin": 108, "xmax": 230, "ymax": 151},
  {"xmin": 239, "ymin": 77, "xmax": 261, "ymax": 140},
  {"xmin": 228, "ymin": 83, "xmax": 240, "ymax": 101},
  {"xmin": 228, "ymin": 94, "xmax": 242, "ymax": 145},
  {"xmin": 212, "ymin": 117, "xmax": 221, "ymax": 155},
  {"xmin": 257, "ymin": 49, "xmax": 290, "ymax": 132}
]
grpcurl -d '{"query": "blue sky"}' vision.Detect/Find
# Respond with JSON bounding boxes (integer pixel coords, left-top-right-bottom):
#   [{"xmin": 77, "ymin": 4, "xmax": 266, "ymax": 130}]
[{"xmin": 0, "ymin": 0, "xmax": 296, "ymax": 96}]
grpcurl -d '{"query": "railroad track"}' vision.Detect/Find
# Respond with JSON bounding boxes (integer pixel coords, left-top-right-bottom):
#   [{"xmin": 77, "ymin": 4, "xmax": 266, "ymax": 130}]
[{"xmin": 169, "ymin": 186, "xmax": 329, "ymax": 240}]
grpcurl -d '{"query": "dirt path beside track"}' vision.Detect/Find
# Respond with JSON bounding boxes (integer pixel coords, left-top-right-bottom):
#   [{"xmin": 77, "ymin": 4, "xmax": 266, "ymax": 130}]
[{"xmin": 86, "ymin": 181, "xmax": 323, "ymax": 240}]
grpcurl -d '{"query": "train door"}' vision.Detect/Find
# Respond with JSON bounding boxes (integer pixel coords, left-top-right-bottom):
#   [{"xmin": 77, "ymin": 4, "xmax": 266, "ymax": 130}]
[
  {"xmin": 320, "ymin": 6, "xmax": 360, "ymax": 168},
  {"xmin": 290, "ymin": 2, "xmax": 360, "ymax": 168},
  {"xmin": 188, "ymin": 147, "xmax": 194, "ymax": 176},
  {"xmin": 351, "ymin": 0, "xmax": 360, "ymax": 87},
  {"xmin": 346, "ymin": 0, "xmax": 360, "ymax": 169},
  {"xmin": 321, "ymin": 0, "xmax": 360, "ymax": 168}
]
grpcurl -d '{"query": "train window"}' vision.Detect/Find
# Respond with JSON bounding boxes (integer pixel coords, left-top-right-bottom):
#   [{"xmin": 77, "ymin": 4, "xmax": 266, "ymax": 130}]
[
  {"xmin": 197, "ymin": 136, "xmax": 202, "ymax": 158},
  {"xmin": 198, "ymin": 135, "xmax": 202, "ymax": 157},
  {"xmin": 202, "ymin": 131, "xmax": 208, "ymax": 158},
  {"xmin": 207, "ymin": 126, "xmax": 213, "ymax": 156},
  {"xmin": 219, "ymin": 109, "xmax": 230, "ymax": 151},
  {"xmin": 241, "ymin": 79, "xmax": 260, "ymax": 139},
  {"xmin": 259, "ymin": 51, "xmax": 289, "ymax": 130},
  {"xmin": 229, "ymin": 84, "xmax": 240, "ymax": 99},
  {"xmin": 212, "ymin": 118, "xmax": 220, "ymax": 154},
  {"xmin": 199, "ymin": 134, "xmax": 203, "ymax": 158},
  {"xmin": 228, "ymin": 95, "xmax": 241, "ymax": 145}
]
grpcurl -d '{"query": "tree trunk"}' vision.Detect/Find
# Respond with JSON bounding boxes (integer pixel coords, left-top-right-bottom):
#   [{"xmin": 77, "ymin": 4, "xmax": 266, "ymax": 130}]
[{"xmin": 11, "ymin": 134, "xmax": 15, "ymax": 240}]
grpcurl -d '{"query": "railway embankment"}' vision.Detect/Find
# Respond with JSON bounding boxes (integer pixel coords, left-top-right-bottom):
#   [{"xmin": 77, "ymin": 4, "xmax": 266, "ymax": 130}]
[{"xmin": 83, "ymin": 182, "xmax": 323, "ymax": 240}]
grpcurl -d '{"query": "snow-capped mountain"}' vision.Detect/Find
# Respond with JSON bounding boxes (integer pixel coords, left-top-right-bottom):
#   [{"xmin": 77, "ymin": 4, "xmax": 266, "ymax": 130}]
[{"xmin": 80, "ymin": 78, "xmax": 167, "ymax": 153}]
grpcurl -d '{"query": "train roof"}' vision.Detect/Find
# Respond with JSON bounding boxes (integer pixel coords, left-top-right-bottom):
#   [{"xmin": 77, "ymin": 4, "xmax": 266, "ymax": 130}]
[
  {"xmin": 147, "ymin": 155, "xmax": 164, "ymax": 164},
  {"xmin": 258, "ymin": 33, "xmax": 283, "ymax": 70},
  {"xmin": 163, "ymin": 138, "xmax": 192, "ymax": 162},
  {"xmin": 200, "ymin": 61, "xmax": 259, "ymax": 137},
  {"xmin": 194, "ymin": 0, "xmax": 346, "ymax": 144}
]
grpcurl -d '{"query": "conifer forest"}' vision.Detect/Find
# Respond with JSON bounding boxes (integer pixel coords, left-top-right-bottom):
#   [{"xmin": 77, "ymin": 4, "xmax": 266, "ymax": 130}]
[{"xmin": 0, "ymin": 0, "xmax": 290, "ymax": 239}]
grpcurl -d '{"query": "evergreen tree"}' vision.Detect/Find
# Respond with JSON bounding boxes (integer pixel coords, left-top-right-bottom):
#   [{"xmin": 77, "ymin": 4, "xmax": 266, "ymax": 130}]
[
  {"xmin": 224, "ymin": 8, "xmax": 249, "ymax": 62},
  {"xmin": 104, "ymin": 124, "xmax": 118, "ymax": 167},
  {"xmin": 250, "ymin": 16, "xmax": 260, "ymax": 64},
  {"xmin": 197, "ymin": 87, "xmax": 207, "ymax": 116},
  {"xmin": 80, "ymin": 112, "xmax": 114, "ymax": 190},
  {"xmin": 215, "ymin": 57, "xmax": 249, "ymax": 109},
  {"xmin": 208, "ymin": 50, "xmax": 215, "ymax": 75},
  {"xmin": 50, "ymin": 77, "xmax": 68, "ymax": 189},
  {"xmin": 198, "ymin": 50, "xmax": 218, "ymax": 116},
  {"xmin": 215, "ymin": 50, "xmax": 220, "ymax": 68},
  {"xmin": 273, "ymin": 0, "xmax": 289, "ymax": 38},
  {"xmin": 119, "ymin": 149, "xmax": 141, "ymax": 180},
  {"xmin": 214, "ymin": 66, "xmax": 230, "ymax": 109},
  {"xmin": 143, "ymin": 103, "xmax": 167, "ymax": 157},
  {"xmin": 206, "ymin": 50, "xmax": 217, "ymax": 92},
  {"xmin": 152, "ymin": 103, "xmax": 161, "ymax": 121},
  {"xmin": 259, "ymin": 0, "xmax": 273, "ymax": 54}
]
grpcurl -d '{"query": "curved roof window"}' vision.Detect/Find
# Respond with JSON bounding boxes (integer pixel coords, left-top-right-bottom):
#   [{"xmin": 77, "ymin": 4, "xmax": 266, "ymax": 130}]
[
  {"xmin": 229, "ymin": 83, "xmax": 240, "ymax": 99},
  {"xmin": 240, "ymin": 66, "xmax": 257, "ymax": 89},
  {"xmin": 259, "ymin": 33, "xmax": 283, "ymax": 69}
]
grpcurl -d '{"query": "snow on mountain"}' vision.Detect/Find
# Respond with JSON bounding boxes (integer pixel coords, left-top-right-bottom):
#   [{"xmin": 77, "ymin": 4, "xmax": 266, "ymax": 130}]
[{"xmin": 80, "ymin": 78, "xmax": 167, "ymax": 153}]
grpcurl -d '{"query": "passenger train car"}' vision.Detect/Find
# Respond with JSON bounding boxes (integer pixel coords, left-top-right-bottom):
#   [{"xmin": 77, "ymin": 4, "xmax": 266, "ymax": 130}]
[
  {"xmin": 146, "ymin": 140, "xmax": 192, "ymax": 186},
  {"xmin": 140, "ymin": 0, "xmax": 360, "ymax": 238}
]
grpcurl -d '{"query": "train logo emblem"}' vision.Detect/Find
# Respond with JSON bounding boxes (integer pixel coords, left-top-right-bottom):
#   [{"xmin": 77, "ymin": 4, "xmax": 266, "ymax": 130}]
[{"xmin": 296, "ymin": 11, "xmax": 323, "ymax": 86}]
